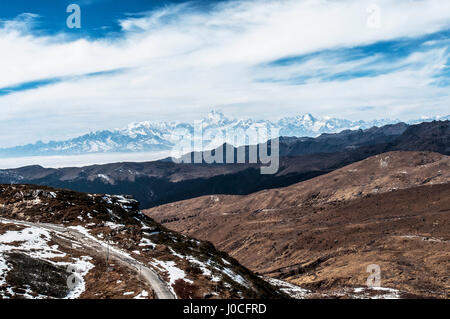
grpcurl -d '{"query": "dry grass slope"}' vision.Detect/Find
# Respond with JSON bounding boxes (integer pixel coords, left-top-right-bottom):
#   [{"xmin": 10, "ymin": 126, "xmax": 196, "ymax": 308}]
[{"xmin": 146, "ymin": 151, "xmax": 450, "ymax": 298}]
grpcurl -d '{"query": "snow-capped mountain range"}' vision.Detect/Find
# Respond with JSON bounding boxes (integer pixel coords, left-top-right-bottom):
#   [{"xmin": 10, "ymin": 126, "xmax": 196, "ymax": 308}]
[{"xmin": 1, "ymin": 111, "xmax": 448, "ymax": 158}]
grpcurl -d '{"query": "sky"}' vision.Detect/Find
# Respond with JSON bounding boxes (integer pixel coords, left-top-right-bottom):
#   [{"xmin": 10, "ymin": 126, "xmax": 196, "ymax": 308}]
[{"xmin": 0, "ymin": 0, "xmax": 449, "ymax": 148}]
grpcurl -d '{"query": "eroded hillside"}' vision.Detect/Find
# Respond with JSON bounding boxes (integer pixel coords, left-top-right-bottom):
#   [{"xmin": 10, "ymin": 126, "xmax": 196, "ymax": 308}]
[
  {"xmin": 0, "ymin": 185, "xmax": 283, "ymax": 299},
  {"xmin": 146, "ymin": 151, "xmax": 450, "ymax": 298}
]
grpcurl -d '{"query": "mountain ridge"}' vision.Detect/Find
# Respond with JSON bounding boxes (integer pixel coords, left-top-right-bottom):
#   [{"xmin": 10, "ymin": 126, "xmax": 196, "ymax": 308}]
[
  {"xmin": 0, "ymin": 120, "xmax": 448, "ymax": 209},
  {"xmin": 1, "ymin": 111, "xmax": 448, "ymax": 158}
]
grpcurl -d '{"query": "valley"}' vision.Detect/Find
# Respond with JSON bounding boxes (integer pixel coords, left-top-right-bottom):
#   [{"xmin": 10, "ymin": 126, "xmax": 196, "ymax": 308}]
[
  {"xmin": 1, "ymin": 120, "xmax": 448, "ymax": 299},
  {"xmin": 146, "ymin": 151, "xmax": 450, "ymax": 298}
]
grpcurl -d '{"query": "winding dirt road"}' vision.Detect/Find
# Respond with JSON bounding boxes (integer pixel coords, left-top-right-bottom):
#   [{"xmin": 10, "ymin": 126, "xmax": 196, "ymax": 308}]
[{"xmin": 0, "ymin": 217, "xmax": 176, "ymax": 299}]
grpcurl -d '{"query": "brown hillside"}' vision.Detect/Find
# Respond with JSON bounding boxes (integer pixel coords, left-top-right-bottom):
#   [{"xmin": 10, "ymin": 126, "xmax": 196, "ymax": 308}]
[
  {"xmin": 0, "ymin": 185, "xmax": 284, "ymax": 299},
  {"xmin": 145, "ymin": 151, "xmax": 450, "ymax": 298}
]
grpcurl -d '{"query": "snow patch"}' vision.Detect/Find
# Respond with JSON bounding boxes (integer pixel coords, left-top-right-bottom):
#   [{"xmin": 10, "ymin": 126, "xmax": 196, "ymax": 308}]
[{"xmin": 264, "ymin": 277, "xmax": 310, "ymax": 299}]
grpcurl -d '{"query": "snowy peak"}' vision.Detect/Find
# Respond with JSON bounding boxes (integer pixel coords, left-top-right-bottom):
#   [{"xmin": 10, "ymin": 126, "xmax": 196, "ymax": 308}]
[
  {"xmin": 0, "ymin": 112, "xmax": 448, "ymax": 158},
  {"xmin": 298, "ymin": 113, "xmax": 316, "ymax": 124},
  {"xmin": 205, "ymin": 110, "xmax": 227, "ymax": 124}
]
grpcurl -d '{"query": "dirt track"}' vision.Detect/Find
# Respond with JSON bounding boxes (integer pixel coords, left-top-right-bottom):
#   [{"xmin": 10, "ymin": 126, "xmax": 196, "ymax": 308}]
[{"xmin": 0, "ymin": 217, "xmax": 176, "ymax": 299}]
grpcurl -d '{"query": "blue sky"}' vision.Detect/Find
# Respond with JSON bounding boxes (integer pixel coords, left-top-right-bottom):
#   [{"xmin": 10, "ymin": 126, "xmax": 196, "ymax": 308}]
[
  {"xmin": 0, "ymin": 0, "xmax": 449, "ymax": 147},
  {"xmin": 0, "ymin": 0, "xmax": 224, "ymax": 38}
]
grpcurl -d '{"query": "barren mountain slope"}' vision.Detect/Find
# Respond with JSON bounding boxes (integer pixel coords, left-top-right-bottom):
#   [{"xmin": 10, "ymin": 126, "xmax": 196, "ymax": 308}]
[
  {"xmin": 0, "ymin": 185, "xmax": 284, "ymax": 299},
  {"xmin": 146, "ymin": 151, "xmax": 450, "ymax": 298},
  {"xmin": 146, "ymin": 151, "xmax": 449, "ymax": 218},
  {"xmin": 1, "ymin": 121, "xmax": 448, "ymax": 209}
]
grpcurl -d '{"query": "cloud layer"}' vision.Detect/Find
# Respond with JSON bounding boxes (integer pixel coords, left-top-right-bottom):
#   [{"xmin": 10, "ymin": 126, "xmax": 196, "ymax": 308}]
[{"xmin": 0, "ymin": 0, "xmax": 449, "ymax": 147}]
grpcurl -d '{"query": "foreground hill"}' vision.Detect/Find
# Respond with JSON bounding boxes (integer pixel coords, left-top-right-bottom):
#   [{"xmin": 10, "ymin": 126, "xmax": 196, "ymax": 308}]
[
  {"xmin": 146, "ymin": 151, "xmax": 450, "ymax": 298},
  {"xmin": 0, "ymin": 121, "xmax": 448, "ymax": 209},
  {"xmin": 0, "ymin": 185, "xmax": 283, "ymax": 299}
]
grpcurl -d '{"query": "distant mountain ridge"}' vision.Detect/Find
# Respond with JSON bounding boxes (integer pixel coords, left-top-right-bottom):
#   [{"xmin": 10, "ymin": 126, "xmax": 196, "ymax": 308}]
[
  {"xmin": 0, "ymin": 120, "xmax": 448, "ymax": 209},
  {"xmin": 1, "ymin": 110, "xmax": 448, "ymax": 158}
]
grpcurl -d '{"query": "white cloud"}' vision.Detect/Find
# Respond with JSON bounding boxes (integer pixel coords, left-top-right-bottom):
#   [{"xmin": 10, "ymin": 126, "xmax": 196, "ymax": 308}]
[{"xmin": 0, "ymin": 0, "xmax": 449, "ymax": 147}]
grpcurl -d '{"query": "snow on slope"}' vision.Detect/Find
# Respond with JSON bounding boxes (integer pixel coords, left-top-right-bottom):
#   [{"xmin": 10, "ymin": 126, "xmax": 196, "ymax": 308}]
[
  {"xmin": 0, "ymin": 220, "xmax": 94, "ymax": 299},
  {"xmin": 0, "ymin": 185, "xmax": 283, "ymax": 299}
]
